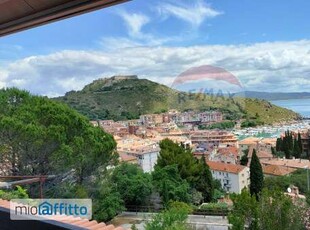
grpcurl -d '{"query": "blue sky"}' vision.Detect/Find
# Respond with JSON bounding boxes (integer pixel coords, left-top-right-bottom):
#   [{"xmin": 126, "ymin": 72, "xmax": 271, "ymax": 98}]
[{"xmin": 0, "ymin": 0, "xmax": 310, "ymax": 96}]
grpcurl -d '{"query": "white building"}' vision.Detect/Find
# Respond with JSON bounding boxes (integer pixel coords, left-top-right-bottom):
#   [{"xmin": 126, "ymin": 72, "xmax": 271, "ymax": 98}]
[
  {"xmin": 116, "ymin": 136, "xmax": 160, "ymax": 173},
  {"xmin": 207, "ymin": 161, "xmax": 250, "ymax": 193}
]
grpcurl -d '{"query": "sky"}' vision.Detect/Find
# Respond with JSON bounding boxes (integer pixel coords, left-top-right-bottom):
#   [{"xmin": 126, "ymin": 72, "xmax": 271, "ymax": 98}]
[{"xmin": 0, "ymin": 0, "xmax": 310, "ymax": 97}]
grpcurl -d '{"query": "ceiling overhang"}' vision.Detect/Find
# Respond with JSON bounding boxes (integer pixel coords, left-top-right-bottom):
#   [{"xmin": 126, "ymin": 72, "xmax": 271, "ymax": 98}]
[{"xmin": 0, "ymin": 0, "xmax": 129, "ymax": 37}]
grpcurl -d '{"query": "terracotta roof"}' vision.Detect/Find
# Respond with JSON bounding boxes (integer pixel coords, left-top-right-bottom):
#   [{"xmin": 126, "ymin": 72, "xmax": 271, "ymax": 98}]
[
  {"xmin": 119, "ymin": 153, "xmax": 137, "ymax": 163},
  {"xmin": 261, "ymin": 158, "xmax": 310, "ymax": 170},
  {"xmin": 207, "ymin": 161, "xmax": 247, "ymax": 174},
  {"xmin": 248, "ymin": 147, "xmax": 273, "ymax": 159},
  {"xmin": 262, "ymin": 164, "xmax": 296, "ymax": 176},
  {"xmin": 0, "ymin": 199, "xmax": 124, "ymax": 230},
  {"xmin": 217, "ymin": 146, "xmax": 239, "ymax": 157},
  {"xmin": 239, "ymin": 137, "xmax": 260, "ymax": 145},
  {"xmin": 261, "ymin": 138, "xmax": 277, "ymax": 145}
]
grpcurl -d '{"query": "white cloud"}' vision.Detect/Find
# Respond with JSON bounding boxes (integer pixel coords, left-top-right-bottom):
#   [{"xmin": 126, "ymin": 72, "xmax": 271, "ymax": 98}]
[
  {"xmin": 1, "ymin": 40, "xmax": 310, "ymax": 97},
  {"xmin": 118, "ymin": 11, "xmax": 150, "ymax": 38},
  {"xmin": 157, "ymin": 0, "xmax": 223, "ymax": 27},
  {"xmin": 110, "ymin": 11, "xmax": 174, "ymax": 48}
]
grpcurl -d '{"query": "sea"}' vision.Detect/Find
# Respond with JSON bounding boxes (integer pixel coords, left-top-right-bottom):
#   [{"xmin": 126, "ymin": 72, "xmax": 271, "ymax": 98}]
[{"xmin": 271, "ymin": 98, "xmax": 310, "ymax": 118}]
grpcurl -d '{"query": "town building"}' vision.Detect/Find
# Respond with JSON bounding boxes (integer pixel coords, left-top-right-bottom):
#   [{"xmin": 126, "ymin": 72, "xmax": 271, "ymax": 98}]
[
  {"xmin": 239, "ymin": 137, "xmax": 261, "ymax": 152},
  {"xmin": 209, "ymin": 146, "xmax": 240, "ymax": 164},
  {"xmin": 190, "ymin": 130, "xmax": 238, "ymax": 149},
  {"xmin": 170, "ymin": 111, "xmax": 223, "ymax": 126},
  {"xmin": 116, "ymin": 136, "xmax": 160, "ymax": 173},
  {"xmin": 262, "ymin": 164, "xmax": 296, "ymax": 177},
  {"xmin": 140, "ymin": 114, "xmax": 164, "ymax": 126},
  {"xmin": 301, "ymin": 130, "xmax": 310, "ymax": 156},
  {"xmin": 207, "ymin": 161, "xmax": 250, "ymax": 193},
  {"xmin": 260, "ymin": 157, "xmax": 310, "ymax": 170},
  {"xmin": 247, "ymin": 146, "xmax": 273, "ymax": 162}
]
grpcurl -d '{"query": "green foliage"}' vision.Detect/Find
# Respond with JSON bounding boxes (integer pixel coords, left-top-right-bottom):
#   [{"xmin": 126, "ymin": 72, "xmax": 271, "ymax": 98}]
[
  {"xmin": 276, "ymin": 131, "xmax": 303, "ymax": 159},
  {"xmin": 0, "ymin": 186, "xmax": 29, "ymax": 200},
  {"xmin": 92, "ymin": 189, "xmax": 125, "ymax": 222},
  {"xmin": 111, "ymin": 163, "xmax": 153, "ymax": 206},
  {"xmin": 263, "ymin": 169, "xmax": 309, "ymax": 194},
  {"xmin": 190, "ymin": 189, "xmax": 203, "ymax": 205},
  {"xmin": 240, "ymin": 149, "xmax": 249, "ymax": 166},
  {"xmin": 0, "ymin": 88, "xmax": 116, "ymax": 184},
  {"xmin": 195, "ymin": 155, "xmax": 214, "ymax": 202},
  {"xmin": 259, "ymin": 190, "xmax": 304, "ymax": 230},
  {"xmin": 199, "ymin": 202, "xmax": 228, "ymax": 211},
  {"xmin": 241, "ymin": 119, "xmax": 263, "ymax": 128},
  {"xmin": 152, "ymin": 165, "xmax": 191, "ymax": 205},
  {"xmin": 229, "ymin": 189, "xmax": 304, "ymax": 230},
  {"xmin": 306, "ymin": 190, "xmax": 310, "ymax": 206},
  {"xmin": 89, "ymin": 173, "xmax": 125, "ymax": 222},
  {"xmin": 199, "ymin": 121, "xmax": 235, "ymax": 130},
  {"xmin": 228, "ymin": 189, "xmax": 259, "ymax": 230},
  {"xmin": 212, "ymin": 189, "xmax": 225, "ymax": 202},
  {"xmin": 250, "ymin": 150, "xmax": 264, "ymax": 200},
  {"xmin": 167, "ymin": 201, "xmax": 193, "ymax": 214},
  {"xmin": 155, "ymin": 139, "xmax": 214, "ymax": 203},
  {"xmin": 145, "ymin": 206, "xmax": 189, "ymax": 230}
]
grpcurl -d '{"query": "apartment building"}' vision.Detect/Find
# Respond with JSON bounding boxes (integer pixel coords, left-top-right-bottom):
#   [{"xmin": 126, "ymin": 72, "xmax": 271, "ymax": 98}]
[
  {"xmin": 239, "ymin": 137, "xmax": 276, "ymax": 156},
  {"xmin": 207, "ymin": 161, "xmax": 250, "ymax": 193},
  {"xmin": 170, "ymin": 111, "xmax": 223, "ymax": 125},
  {"xmin": 209, "ymin": 146, "xmax": 239, "ymax": 164},
  {"xmin": 198, "ymin": 111, "xmax": 223, "ymax": 123},
  {"xmin": 116, "ymin": 137, "xmax": 160, "ymax": 173},
  {"xmin": 140, "ymin": 114, "xmax": 164, "ymax": 126},
  {"xmin": 239, "ymin": 137, "xmax": 261, "ymax": 152},
  {"xmin": 190, "ymin": 130, "xmax": 238, "ymax": 148}
]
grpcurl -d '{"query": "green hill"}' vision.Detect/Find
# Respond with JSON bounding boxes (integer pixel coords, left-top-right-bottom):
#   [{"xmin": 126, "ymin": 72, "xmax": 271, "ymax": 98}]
[{"xmin": 54, "ymin": 76, "xmax": 300, "ymax": 125}]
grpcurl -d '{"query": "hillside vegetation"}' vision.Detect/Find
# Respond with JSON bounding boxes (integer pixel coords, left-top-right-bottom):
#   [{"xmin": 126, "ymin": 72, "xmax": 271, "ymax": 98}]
[{"xmin": 54, "ymin": 76, "xmax": 300, "ymax": 125}]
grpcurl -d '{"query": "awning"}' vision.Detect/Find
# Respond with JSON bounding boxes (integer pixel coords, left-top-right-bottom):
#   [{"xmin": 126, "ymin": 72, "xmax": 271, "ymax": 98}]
[{"xmin": 0, "ymin": 0, "xmax": 129, "ymax": 37}]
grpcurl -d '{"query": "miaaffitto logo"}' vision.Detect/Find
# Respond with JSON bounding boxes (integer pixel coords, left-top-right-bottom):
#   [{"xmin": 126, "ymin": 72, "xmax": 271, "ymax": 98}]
[
  {"xmin": 10, "ymin": 199, "xmax": 92, "ymax": 220},
  {"xmin": 171, "ymin": 65, "xmax": 244, "ymax": 104}
]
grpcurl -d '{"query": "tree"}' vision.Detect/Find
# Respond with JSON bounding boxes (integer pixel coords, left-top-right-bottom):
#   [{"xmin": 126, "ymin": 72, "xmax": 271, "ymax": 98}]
[
  {"xmin": 276, "ymin": 131, "xmax": 304, "ymax": 159},
  {"xmin": 111, "ymin": 163, "xmax": 153, "ymax": 206},
  {"xmin": 293, "ymin": 138, "xmax": 301, "ymax": 158},
  {"xmin": 298, "ymin": 132, "xmax": 303, "ymax": 155},
  {"xmin": 240, "ymin": 149, "xmax": 249, "ymax": 166},
  {"xmin": 92, "ymin": 189, "xmax": 124, "ymax": 222},
  {"xmin": 228, "ymin": 189, "xmax": 259, "ymax": 230},
  {"xmin": 156, "ymin": 139, "xmax": 214, "ymax": 203},
  {"xmin": 152, "ymin": 165, "xmax": 191, "ymax": 205},
  {"xmin": 250, "ymin": 150, "xmax": 263, "ymax": 200},
  {"xmin": 194, "ymin": 155, "xmax": 214, "ymax": 202},
  {"xmin": 229, "ymin": 189, "xmax": 304, "ymax": 230},
  {"xmin": 263, "ymin": 169, "xmax": 309, "ymax": 195},
  {"xmin": 145, "ymin": 206, "xmax": 189, "ymax": 230},
  {"xmin": 0, "ymin": 88, "xmax": 116, "ymax": 184},
  {"xmin": 276, "ymin": 137, "xmax": 283, "ymax": 152}
]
